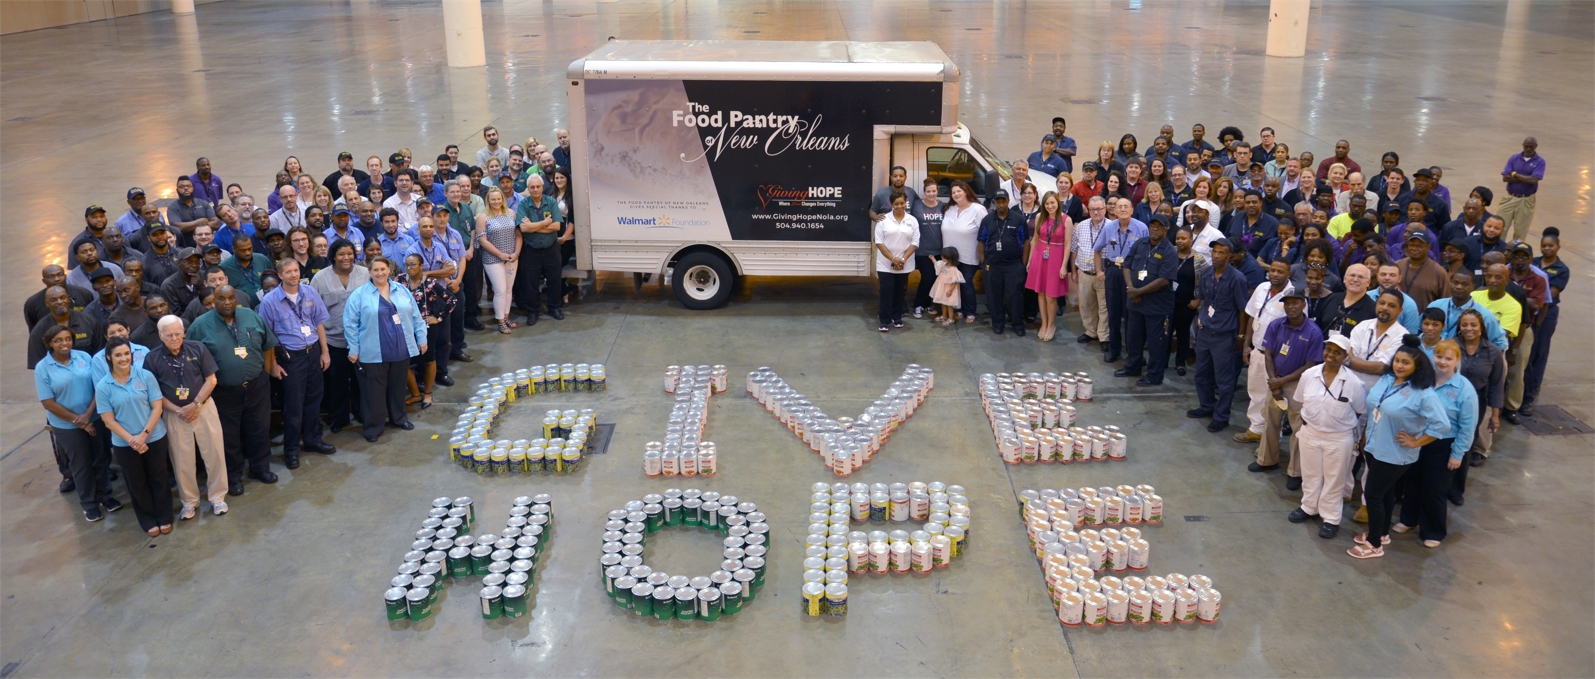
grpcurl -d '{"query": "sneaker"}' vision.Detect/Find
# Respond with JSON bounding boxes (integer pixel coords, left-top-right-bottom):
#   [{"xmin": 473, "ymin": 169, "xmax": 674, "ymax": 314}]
[
  {"xmin": 1352, "ymin": 505, "xmax": 1369, "ymax": 523},
  {"xmin": 213, "ymin": 501, "xmax": 229, "ymax": 516},
  {"xmin": 1287, "ymin": 508, "xmax": 1315, "ymax": 523},
  {"xmin": 1347, "ymin": 544, "xmax": 1384, "ymax": 559},
  {"xmin": 1391, "ymin": 522, "xmax": 1413, "ymax": 534},
  {"xmin": 1233, "ymin": 430, "xmax": 1263, "ymax": 443},
  {"xmin": 100, "ymin": 497, "xmax": 124, "ymax": 513},
  {"xmin": 893, "ymin": 321, "xmax": 905, "ymax": 329},
  {"xmin": 1318, "ymin": 523, "xmax": 1339, "ymax": 539},
  {"xmin": 179, "ymin": 504, "xmax": 198, "ymax": 521},
  {"xmin": 1423, "ymin": 539, "xmax": 1441, "ymax": 548},
  {"xmin": 84, "ymin": 506, "xmax": 103, "ymax": 522},
  {"xmin": 59, "ymin": 477, "xmax": 75, "ymax": 493},
  {"xmin": 879, "ymin": 324, "xmax": 890, "ymax": 333},
  {"xmin": 912, "ymin": 306, "xmax": 924, "ymax": 319}
]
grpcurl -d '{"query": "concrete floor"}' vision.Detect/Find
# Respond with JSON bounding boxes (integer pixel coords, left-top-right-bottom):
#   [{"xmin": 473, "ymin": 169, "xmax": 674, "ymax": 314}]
[{"xmin": 3, "ymin": 1, "xmax": 1593, "ymax": 676}]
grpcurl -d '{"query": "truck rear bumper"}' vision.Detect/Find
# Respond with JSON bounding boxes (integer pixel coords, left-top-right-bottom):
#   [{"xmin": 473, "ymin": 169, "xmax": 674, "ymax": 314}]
[{"xmin": 589, "ymin": 240, "xmax": 874, "ymax": 277}]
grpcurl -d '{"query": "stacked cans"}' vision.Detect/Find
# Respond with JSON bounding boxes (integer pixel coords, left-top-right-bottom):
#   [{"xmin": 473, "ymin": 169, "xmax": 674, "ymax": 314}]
[
  {"xmin": 747, "ymin": 365, "xmax": 934, "ymax": 477},
  {"xmin": 978, "ymin": 372, "xmax": 1127, "ymax": 465},
  {"xmin": 449, "ymin": 367, "xmax": 602, "ymax": 475},
  {"xmin": 384, "ymin": 494, "xmax": 554, "ymax": 624},
  {"xmin": 1016, "ymin": 488, "xmax": 1219, "ymax": 627},
  {"xmin": 1018, "ymin": 485, "xmax": 1164, "ymax": 530},
  {"xmin": 599, "ymin": 488, "xmax": 767, "ymax": 621},
  {"xmin": 643, "ymin": 365, "xmax": 723, "ymax": 477},
  {"xmin": 801, "ymin": 481, "xmax": 971, "ymax": 617}
]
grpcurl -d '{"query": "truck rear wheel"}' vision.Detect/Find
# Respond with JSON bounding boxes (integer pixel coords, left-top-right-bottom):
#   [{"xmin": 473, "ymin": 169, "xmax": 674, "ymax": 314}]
[{"xmin": 671, "ymin": 251, "xmax": 735, "ymax": 310}]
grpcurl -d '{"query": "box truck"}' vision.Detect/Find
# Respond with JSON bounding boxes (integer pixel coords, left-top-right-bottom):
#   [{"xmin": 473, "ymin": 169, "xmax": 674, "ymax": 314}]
[{"xmin": 566, "ymin": 40, "xmax": 1055, "ymax": 309}]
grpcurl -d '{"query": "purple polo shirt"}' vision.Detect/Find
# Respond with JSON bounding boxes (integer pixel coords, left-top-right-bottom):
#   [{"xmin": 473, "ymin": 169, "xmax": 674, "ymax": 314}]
[
  {"xmin": 1262, "ymin": 315, "xmax": 1324, "ymax": 377},
  {"xmin": 189, "ymin": 172, "xmax": 225, "ymax": 206},
  {"xmin": 1502, "ymin": 153, "xmax": 1545, "ymax": 197}
]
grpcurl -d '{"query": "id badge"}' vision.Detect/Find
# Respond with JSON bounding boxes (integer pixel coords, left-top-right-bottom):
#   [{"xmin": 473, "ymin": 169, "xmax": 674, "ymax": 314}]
[
  {"xmin": 300, "ymin": 325, "xmax": 313, "ymax": 337},
  {"xmin": 234, "ymin": 347, "xmax": 248, "ymax": 359},
  {"xmin": 1279, "ymin": 343, "xmax": 1290, "ymax": 356},
  {"xmin": 391, "ymin": 314, "xmax": 402, "ymax": 325},
  {"xmin": 1372, "ymin": 409, "xmax": 1382, "ymax": 424},
  {"xmin": 995, "ymin": 240, "xmax": 1003, "ymax": 252},
  {"xmin": 176, "ymin": 387, "xmax": 190, "ymax": 401},
  {"xmin": 1042, "ymin": 249, "xmax": 1050, "ymax": 260},
  {"xmin": 1207, "ymin": 306, "xmax": 1215, "ymax": 318},
  {"xmin": 1138, "ymin": 270, "xmax": 1148, "ymax": 281}
]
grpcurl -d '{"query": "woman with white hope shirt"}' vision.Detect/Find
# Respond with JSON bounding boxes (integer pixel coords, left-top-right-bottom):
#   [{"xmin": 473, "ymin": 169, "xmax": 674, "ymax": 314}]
[{"xmin": 873, "ymin": 191, "xmax": 919, "ymax": 333}]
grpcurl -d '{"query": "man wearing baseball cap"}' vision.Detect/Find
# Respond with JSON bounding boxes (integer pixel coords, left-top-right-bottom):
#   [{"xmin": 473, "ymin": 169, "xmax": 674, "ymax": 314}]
[
  {"xmin": 323, "ymin": 205, "xmax": 364, "ymax": 256},
  {"xmin": 979, "ymin": 189, "xmax": 1029, "ymax": 336},
  {"xmin": 1188, "ymin": 237, "xmax": 1251, "ymax": 433},
  {"xmin": 1290, "ymin": 333, "xmax": 1366, "ymax": 538},
  {"xmin": 1027, "ymin": 133, "xmax": 1068, "ymax": 178},
  {"xmin": 115, "ymin": 187, "xmax": 148, "ymax": 240},
  {"xmin": 1254, "ymin": 289, "xmax": 1324, "ymax": 481},
  {"xmin": 322, "ymin": 151, "xmax": 370, "ymax": 194},
  {"xmin": 68, "ymin": 205, "xmax": 111, "ymax": 271},
  {"xmin": 1395, "ymin": 228, "xmax": 1451, "ymax": 307}
]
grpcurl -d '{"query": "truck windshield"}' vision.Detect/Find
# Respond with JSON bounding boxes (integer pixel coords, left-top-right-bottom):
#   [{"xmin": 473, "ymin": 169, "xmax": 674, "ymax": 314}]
[{"xmin": 968, "ymin": 134, "xmax": 1012, "ymax": 182}]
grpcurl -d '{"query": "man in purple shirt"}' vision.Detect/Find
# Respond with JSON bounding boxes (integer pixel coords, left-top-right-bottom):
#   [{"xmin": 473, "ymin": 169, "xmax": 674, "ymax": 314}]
[
  {"xmin": 258, "ymin": 258, "xmax": 335, "ymax": 469},
  {"xmin": 1255, "ymin": 290, "xmax": 1324, "ymax": 484},
  {"xmin": 188, "ymin": 157, "xmax": 225, "ymax": 206},
  {"xmin": 1498, "ymin": 137, "xmax": 1544, "ymax": 241}
]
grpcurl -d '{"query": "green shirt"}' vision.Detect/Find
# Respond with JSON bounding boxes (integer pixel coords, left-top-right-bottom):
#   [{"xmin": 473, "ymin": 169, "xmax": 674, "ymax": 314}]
[
  {"xmin": 186, "ymin": 307, "xmax": 279, "ymax": 385},
  {"xmin": 220, "ymin": 252, "xmax": 273, "ymax": 304},
  {"xmin": 514, "ymin": 195, "xmax": 564, "ymax": 249},
  {"xmin": 445, "ymin": 201, "xmax": 477, "ymax": 246}
]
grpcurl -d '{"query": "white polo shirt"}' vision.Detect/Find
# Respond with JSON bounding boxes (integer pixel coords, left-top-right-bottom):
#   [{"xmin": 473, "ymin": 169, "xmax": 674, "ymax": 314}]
[
  {"xmin": 1245, "ymin": 281, "xmax": 1294, "ymax": 349},
  {"xmin": 1345, "ymin": 318, "xmax": 1406, "ymax": 389}
]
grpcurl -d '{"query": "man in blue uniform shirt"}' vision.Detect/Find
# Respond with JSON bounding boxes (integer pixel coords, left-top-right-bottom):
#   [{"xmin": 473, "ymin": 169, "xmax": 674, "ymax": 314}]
[
  {"xmin": 1116, "ymin": 215, "xmax": 1180, "ymax": 386},
  {"xmin": 979, "ymin": 190, "xmax": 1029, "ymax": 336},
  {"xmin": 1188, "ymin": 239, "xmax": 1252, "ymax": 432},
  {"xmin": 1093, "ymin": 197, "xmax": 1149, "ymax": 361}
]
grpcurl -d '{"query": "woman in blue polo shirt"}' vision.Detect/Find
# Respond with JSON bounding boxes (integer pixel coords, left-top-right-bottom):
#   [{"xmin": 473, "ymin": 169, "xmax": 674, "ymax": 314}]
[
  {"xmin": 95, "ymin": 337, "xmax": 173, "ymax": 537},
  {"xmin": 35, "ymin": 325, "xmax": 117, "ymax": 522},
  {"xmin": 1394, "ymin": 339, "xmax": 1477, "ymax": 548},
  {"xmin": 1350, "ymin": 335, "xmax": 1450, "ymax": 559}
]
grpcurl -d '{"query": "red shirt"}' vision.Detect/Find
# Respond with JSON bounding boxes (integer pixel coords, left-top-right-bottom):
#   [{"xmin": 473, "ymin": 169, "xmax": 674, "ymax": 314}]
[
  {"xmin": 1315, "ymin": 156, "xmax": 1362, "ymax": 181},
  {"xmin": 1072, "ymin": 179, "xmax": 1101, "ymax": 204},
  {"xmin": 1510, "ymin": 266, "xmax": 1549, "ymax": 324}
]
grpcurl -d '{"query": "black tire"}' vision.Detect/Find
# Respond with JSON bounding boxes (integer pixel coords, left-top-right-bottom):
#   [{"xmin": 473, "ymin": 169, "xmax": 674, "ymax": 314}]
[{"xmin": 671, "ymin": 251, "xmax": 735, "ymax": 310}]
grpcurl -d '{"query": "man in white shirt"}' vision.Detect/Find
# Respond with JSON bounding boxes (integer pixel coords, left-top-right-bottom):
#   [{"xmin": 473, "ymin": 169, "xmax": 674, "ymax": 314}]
[
  {"xmin": 268, "ymin": 185, "xmax": 305, "ymax": 233},
  {"xmin": 476, "ymin": 126, "xmax": 509, "ymax": 172},
  {"xmin": 1291, "ymin": 335, "xmax": 1367, "ymax": 537},
  {"xmin": 1345, "ymin": 290, "xmax": 1408, "ymax": 389},
  {"xmin": 1238, "ymin": 259, "xmax": 1294, "ymax": 444},
  {"xmin": 1000, "ymin": 159, "xmax": 1032, "ymax": 201},
  {"xmin": 1072, "ymin": 196, "xmax": 1110, "ymax": 348},
  {"xmin": 1335, "ymin": 171, "xmax": 1379, "ymax": 214},
  {"xmin": 381, "ymin": 169, "xmax": 421, "ymax": 228}
]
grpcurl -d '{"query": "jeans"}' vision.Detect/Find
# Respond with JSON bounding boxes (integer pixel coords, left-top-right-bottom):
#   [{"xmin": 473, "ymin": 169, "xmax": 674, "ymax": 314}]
[
  {"xmin": 957, "ymin": 262, "xmax": 979, "ymax": 318},
  {"xmin": 877, "ymin": 271, "xmax": 909, "ymax": 325},
  {"xmin": 912, "ymin": 254, "xmax": 938, "ymax": 310},
  {"xmin": 484, "ymin": 260, "xmax": 517, "ymax": 321}
]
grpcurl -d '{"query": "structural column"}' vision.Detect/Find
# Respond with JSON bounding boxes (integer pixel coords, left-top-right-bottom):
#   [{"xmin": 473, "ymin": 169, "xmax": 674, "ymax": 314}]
[
  {"xmin": 1265, "ymin": 0, "xmax": 1310, "ymax": 58},
  {"xmin": 443, "ymin": 0, "xmax": 487, "ymax": 68},
  {"xmin": 171, "ymin": 0, "xmax": 196, "ymax": 15}
]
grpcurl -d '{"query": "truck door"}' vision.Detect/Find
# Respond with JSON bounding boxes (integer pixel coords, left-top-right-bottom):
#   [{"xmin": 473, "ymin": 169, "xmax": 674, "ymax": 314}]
[{"xmin": 922, "ymin": 145, "xmax": 995, "ymax": 204}]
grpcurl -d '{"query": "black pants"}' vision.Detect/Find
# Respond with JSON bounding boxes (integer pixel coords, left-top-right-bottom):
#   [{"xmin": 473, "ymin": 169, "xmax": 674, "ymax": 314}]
[
  {"xmin": 1124, "ymin": 309, "xmax": 1171, "ymax": 381},
  {"xmin": 1450, "ymin": 402, "xmax": 1487, "ymax": 501},
  {"xmin": 1522, "ymin": 303, "xmax": 1558, "ymax": 406},
  {"xmin": 54, "ymin": 426, "xmax": 111, "ymax": 511},
  {"xmin": 278, "ymin": 346, "xmax": 326, "ymax": 454},
  {"xmin": 1194, "ymin": 329, "xmax": 1241, "ymax": 424},
  {"xmin": 1172, "ymin": 300, "xmax": 1197, "ymax": 367},
  {"xmin": 1364, "ymin": 456, "xmax": 1412, "ymax": 548},
  {"xmin": 48, "ymin": 426, "xmax": 71, "ymax": 479},
  {"xmin": 463, "ymin": 250, "xmax": 485, "ymax": 329},
  {"xmin": 325, "ymin": 345, "xmax": 361, "ymax": 428},
  {"xmin": 214, "ymin": 378, "xmax": 271, "ymax": 481},
  {"xmin": 1399, "ymin": 438, "xmax": 1457, "ymax": 542},
  {"xmin": 985, "ymin": 261, "xmax": 1025, "ymax": 330},
  {"xmin": 877, "ymin": 271, "xmax": 909, "ymax": 325},
  {"xmin": 912, "ymin": 254, "xmax": 938, "ymax": 309},
  {"xmin": 957, "ymin": 262, "xmax": 979, "ymax": 318},
  {"xmin": 360, "ymin": 360, "xmax": 411, "ymax": 439},
  {"xmin": 448, "ymin": 288, "xmax": 467, "ymax": 362},
  {"xmin": 515, "ymin": 245, "xmax": 563, "ymax": 315},
  {"xmin": 1104, "ymin": 264, "xmax": 1128, "ymax": 357},
  {"xmin": 113, "ymin": 438, "xmax": 173, "ymax": 531}
]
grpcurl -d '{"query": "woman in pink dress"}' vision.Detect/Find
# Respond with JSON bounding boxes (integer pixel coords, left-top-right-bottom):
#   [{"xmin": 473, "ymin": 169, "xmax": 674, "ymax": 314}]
[{"xmin": 1025, "ymin": 191, "xmax": 1074, "ymax": 341}]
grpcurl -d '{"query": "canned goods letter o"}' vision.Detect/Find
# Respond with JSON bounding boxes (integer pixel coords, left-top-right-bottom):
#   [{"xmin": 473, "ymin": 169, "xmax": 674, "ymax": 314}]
[
  {"xmin": 386, "ymin": 494, "xmax": 555, "ymax": 625},
  {"xmin": 599, "ymin": 488, "xmax": 767, "ymax": 622},
  {"xmin": 748, "ymin": 365, "xmax": 934, "ymax": 475}
]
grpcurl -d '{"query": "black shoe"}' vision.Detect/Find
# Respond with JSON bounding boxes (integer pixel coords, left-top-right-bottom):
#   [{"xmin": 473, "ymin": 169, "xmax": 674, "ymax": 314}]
[
  {"xmin": 1206, "ymin": 420, "xmax": 1229, "ymax": 433},
  {"xmin": 1319, "ymin": 523, "xmax": 1339, "ymax": 539},
  {"xmin": 1469, "ymin": 454, "xmax": 1487, "ymax": 468},
  {"xmin": 109, "ymin": 468, "xmax": 119, "ymax": 482},
  {"xmin": 451, "ymin": 352, "xmax": 474, "ymax": 363},
  {"xmin": 1114, "ymin": 368, "xmax": 1141, "ymax": 377},
  {"xmin": 1447, "ymin": 494, "xmax": 1464, "ymax": 507},
  {"xmin": 894, "ymin": 321, "xmax": 906, "ymax": 329},
  {"xmin": 248, "ymin": 470, "xmax": 279, "ymax": 484},
  {"xmin": 1012, "ymin": 326, "xmax": 1025, "ymax": 337},
  {"xmin": 464, "ymin": 321, "xmax": 486, "ymax": 332},
  {"xmin": 1247, "ymin": 462, "xmax": 1279, "ymax": 473},
  {"xmin": 59, "ymin": 477, "xmax": 75, "ymax": 493},
  {"xmin": 329, "ymin": 422, "xmax": 346, "ymax": 434},
  {"xmin": 1176, "ymin": 366, "xmax": 1186, "ymax": 376},
  {"xmin": 1135, "ymin": 378, "xmax": 1162, "ymax": 387},
  {"xmin": 100, "ymin": 497, "xmax": 124, "ymax": 513},
  {"xmin": 1186, "ymin": 408, "xmax": 1213, "ymax": 419},
  {"xmin": 1287, "ymin": 508, "xmax": 1315, "ymax": 523},
  {"xmin": 1285, "ymin": 475, "xmax": 1303, "ymax": 491},
  {"xmin": 390, "ymin": 420, "xmax": 415, "ymax": 431},
  {"xmin": 525, "ymin": 313, "xmax": 539, "ymax": 326},
  {"xmin": 1519, "ymin": 403, "xmax": 1536, "ymax": 417},
  {"xmin": 364, "ymin": 434, "xmax": 380, "ymax": 443},
  {"xmin": 1102, "ymin": 354, "xmax": 1121, "ymax": 363},
  {"xmin": 1501, "ymin": 410, "xmax": 1521, "ymax": 425},
  {"xmin": 436, "ymin": 375, "xmax": 455, "ymax": 387},
  {"xmin": 548, "ymin": 308, "xmax": 564, "ymax": 320},
  {"xmin": 305, "ymin": 443, "xmax": 337, "ymax": 454},
  {"xmin": 284, "ymin": 454, "xmax": 301, "ymax": 470},
  {"xmin": 84, "ymin": 506, "xmax": 103, "ymax": 522},
  {"xmin": 229, "ymin": 480, "xmax": 245, "ymax": 496},
  {"xmin": 1099, "ymin": 341, "xmax": 1110, "ymax": 352},
  {"xmin": 992, "ymin": 326, "xmax": 1004, "ymax": 335},
  {"xmin": 1077, "ymin": 334, "xmax": 1094, "ymax": 344}
]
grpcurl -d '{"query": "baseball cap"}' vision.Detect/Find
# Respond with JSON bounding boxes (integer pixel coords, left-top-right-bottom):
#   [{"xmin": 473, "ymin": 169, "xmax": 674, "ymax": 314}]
[
  {"xmin": 389, "ymin": 152, "xmax": 405, "ymax": 164},
  {"xmin": 264, "ymin": 228, "xmax": 287, "ymax": 239},
  {"xmin": 89, "ymin": 267, "xmax": 115, "ymax": 281},
  {"xmin": 338, "ymin": 151, "xmax": 354, "ymax": 160},
  {"xmin": 148, "ymin": 223, "xmax": 173, "ymax": 234},
  {"xmin": 332, "ymin": 206, "xmax": 352, "ymax": 217},
  {"xmin": 178, "ymin": 247, "xmax": 200, "ymax": 260},
  {"xmin": 1249, "ymin": 160, "xmax": 1264, "ymax": 169},
  {"xmin": 126, "ymin": 187, "xmax": 146, "ymax": 199},
  {"xmin": 1412, "ymin": 167, "xmax": 1435, "ymax": 179},
  {"xmin": 1082, "ymin": 161, "xmax": 1098, "ymax": 170},
  {"xmin": 1147, "ymin": 215, "xmax": 1169, "ymax": 227},
  {"xmin": 1325, "ymin": 335, "xmax": 1353, "ymax": 353},
  {"xmin": 1405, "ymin": 230, "xmax": 1431, "ymax": 244},
  {"xmin": 1444, "ymin": 238, "xmax": 1469, "ymax": 252},
  {"xmin": 1510, "ymin": 241, "xmax": 1534, "ymax": 255},
  {"xmin": 85, "ymin": 205, "xmax": 106, "ymax": 217},
  {"xmin": 1282, "ymin": 290, "xmax": 1307, "ymax": 301},
  {"xmin": 993, "ymin": 189, "xmax": 1010, "ymax": 200},
  {"xmin": 1206, "ymin": 159, "xmax": 1224, "ymax": 168},
  {"xmin": 1042, "ymin": 134, "xmax": 1058, "ymax": 143},
  {"xmin": 1382, "ymin": 202, "xmax": 1402, "ymax": 213},
  {"xmin": 1209, "ymin": 237, "xmax": 1236, "ymax": 252},
  {"xmin": 1315, "ymin": 185, "xmax": 1334, "ymax": 195},
  {"xmin": 202, "ymin": 243, "xmax": 223, "ymax": 255}
]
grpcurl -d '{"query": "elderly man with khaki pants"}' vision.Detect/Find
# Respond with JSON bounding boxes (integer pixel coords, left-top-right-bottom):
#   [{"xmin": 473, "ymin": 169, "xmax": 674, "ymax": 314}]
[
  {"xmin": 1072, "ymin": 196, "xmax": 1110, "ymax": 347},
  {"xmin": 145, "ymin": 315, "xmax": 230, "ymax": 519}
]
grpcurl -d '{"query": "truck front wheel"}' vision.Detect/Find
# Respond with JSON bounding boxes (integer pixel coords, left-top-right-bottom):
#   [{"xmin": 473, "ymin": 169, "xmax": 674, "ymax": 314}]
[{"xmin": 671, "ymin": 251, "xmax": 735, "ymax": 310}]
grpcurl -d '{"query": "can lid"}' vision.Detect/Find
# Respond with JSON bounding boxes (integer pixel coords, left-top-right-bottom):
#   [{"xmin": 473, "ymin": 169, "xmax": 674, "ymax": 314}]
[
  {"xmin": 385, "ymin": 587, "xmax": 408, "ymax": 601},
  {"xmin": 503, "ymin": 584, "xmax": 527, "ymax": 598},
  {"xmin": 825, "ymin": 583, "xmax": 848, "ymax": 597},
  {"xmin": 653, "ymin": 586, "xmax": 675, "ymax": 599},
  {"xmin": 802, "ymin": 581, "xmax": 826, "ymax": 596},
  {"xmin": 481, "ymin": 586, "xmax": 503, "ymax": 598},
  {"xmin": 719, "ymin": 581, "xmax": 742, "ymax": 595},
  {"xmin": 406, "ymin": 588, "xmax": 429, "ymax": 602},
  {"xmin": 675, "ymin": 588, "xmax": 696, "ymax": 601}
]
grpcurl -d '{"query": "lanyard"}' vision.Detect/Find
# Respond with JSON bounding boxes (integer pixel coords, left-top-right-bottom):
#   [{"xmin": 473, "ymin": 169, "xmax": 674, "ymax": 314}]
[
  {"xmin": 238, "ymin": 261, "xmax": 260, "ymax": 291},
  {"xmin": 161, "ymin": 348, "xmax": 188, "ymax": 389},
  {"xmin": 419, "ymin": 240, "xmax": 444, "ymax": 270},
  {"xmin": 1319, "ymin": 373, "xmax": 1348, "ymax": 402},
  {"xmin": 1363, "ymin": 324, "xmax": 1391, "ymax": 359},
  {"xmin": 282, "ymin": 291, "xmax": 309, "ymax": 326},
  {"xmin": 225, "ymin": 319, "xmax": 249, "ymax": 348},
  {"xmin": 1374, "ymin": 381, "xmax": 1409, "ymax": 414}
]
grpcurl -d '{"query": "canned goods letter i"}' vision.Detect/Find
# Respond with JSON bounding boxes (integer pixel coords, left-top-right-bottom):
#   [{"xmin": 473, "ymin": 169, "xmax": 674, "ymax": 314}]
[
  {"xmin": 387, "ymin": 494, "xmax": 556, "ymax": 625},
  {"xmin": 450, "ymin": 364, "xmax": 605, "ymax": 475},
  {"xmin": 750, "ymin": 365, "xmax": 933, "ymax": 475},
  {"xmin": 800, "ymin": 480, "xmax": 971, "ymax": 618},
  {"xmin": 600, "ymin": 489, "xmax": 768, "ymax": 622},
  {"xmin": 644, "ymin": 365, "xmax": 723, "ymax": 478},
  {"xmin": 1016, "ymin": 485, "xmax": 1218, "ymax": 630}
]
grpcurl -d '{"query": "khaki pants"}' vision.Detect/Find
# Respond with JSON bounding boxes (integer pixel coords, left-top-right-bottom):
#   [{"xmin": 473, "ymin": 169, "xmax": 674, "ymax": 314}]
[
  {"xmin": 1298, "ymin": 425, "xmax": 1355, "ymax": 524},
  {"xmin": 1245, "ymin": 348, "xmax": 1270, "ymax": 434},
  {"xmin": 1257, "ymin": 378, "xmax": 1303, "ymax": 476},
  {"xmin": 1498, "ymin": 193, "xmax": 1538, "ymax": 241},
  {"xmin": 1470, "ymin": 412, "xmax": 1495, "ymax": 458},
  {"xmin": 166, "ymin": 400, "xmax": 228, "ymax": 507},
  {"xmin": 1506, "ymin": 326, "xmax": 1534, "ymax": 410},
  {"xmin": 1075, "ymin": 267, "xmax": 1108, "ymax": 340}
]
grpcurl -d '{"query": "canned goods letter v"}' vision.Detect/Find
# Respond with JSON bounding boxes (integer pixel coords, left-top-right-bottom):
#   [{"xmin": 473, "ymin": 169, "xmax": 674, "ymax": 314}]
[
  {"xmin": 385, "ymin": 494, "xmax": 555, "ymax": 625},
  {"xmin": 748, "ymin": 364, "xmax": 934, "ymax": 475}
]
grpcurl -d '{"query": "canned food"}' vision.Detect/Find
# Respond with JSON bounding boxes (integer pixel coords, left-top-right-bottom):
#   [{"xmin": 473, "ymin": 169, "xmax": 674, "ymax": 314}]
[{"xmin": 824, "ymin": 583, "xmax": 848, "ymax": 616}]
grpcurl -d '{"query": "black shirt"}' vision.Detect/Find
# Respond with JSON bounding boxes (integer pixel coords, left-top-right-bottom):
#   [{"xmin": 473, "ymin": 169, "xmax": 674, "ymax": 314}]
[
  {"xmin": 978, "ymin": 209, "xmax": 1029, "ymax": 266},
  {"xmin": 67, "ymin": 228, "xmax": 107, "ymax": 271},
  {"xmin": 142, "ymin": 340, "xmax": 218, "ymax": 407},
  {"xmin": 1314, "ymin": 291, "xmax": 1376, "ymax": 338},
  {"xmin": 23, "ymin": 285, "xmax": 94, "ymax": 331},
  {"xmin": 1124, "ymin": 236, "xmax": 1180, "ymax": 316},
  {"xmin": 27, "ymin": 312, "xmax": 101, "ymax": 369},
  {"xmin": 129, "ymin": 320, "xmax": 163, "ymax": 350},
  {"xmin": 323, "ymin": 168, "xmax": 371, "ymax": 194},
  {"xmin": 161, "ymin": 272, "xmax": 203, "ymax": 313}
]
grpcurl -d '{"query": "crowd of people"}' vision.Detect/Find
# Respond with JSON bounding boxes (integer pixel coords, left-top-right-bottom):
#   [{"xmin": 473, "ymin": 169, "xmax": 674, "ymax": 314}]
[
  {"xmin": 30, "ymin": 127, "xmax": 578, "ymax": 532},
  {"xmin": 871, "ymin": 122, "xmax": 1564, "ymax": 555}
]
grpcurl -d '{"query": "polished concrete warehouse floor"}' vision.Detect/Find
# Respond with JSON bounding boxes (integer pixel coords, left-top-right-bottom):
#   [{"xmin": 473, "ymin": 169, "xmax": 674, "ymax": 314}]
[{"xmin": 2, "ymin": 1, "xmax": 1592, "ymax": 676}]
